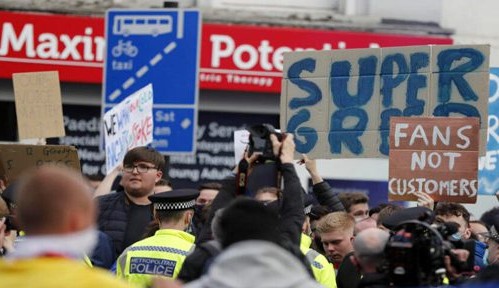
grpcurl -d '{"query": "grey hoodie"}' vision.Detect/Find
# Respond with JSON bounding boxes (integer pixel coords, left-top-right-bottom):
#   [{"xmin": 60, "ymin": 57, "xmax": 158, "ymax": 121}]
[{"xmin": 185, "ymin": 240, "xmax": 324, "ymax": 288}]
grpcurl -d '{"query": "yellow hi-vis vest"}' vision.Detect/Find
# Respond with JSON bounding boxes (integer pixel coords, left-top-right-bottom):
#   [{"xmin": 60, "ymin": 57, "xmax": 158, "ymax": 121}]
[
  {"xmin": 300, "ymin": 233, "xmax": 338, "ymax": 288},
  {"xmin": 116, "ymin": 229, "xmax": 195, "ymax": 287}
]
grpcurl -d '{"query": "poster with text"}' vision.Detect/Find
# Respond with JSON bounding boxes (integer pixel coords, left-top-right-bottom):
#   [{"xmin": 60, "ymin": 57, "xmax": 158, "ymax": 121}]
[
  {"xmin": 389, "ymin": 117, "xmax": 479, "ymax": 203},
  {"xmin": 281, "ymin": 45, "xmax": 489, "ymax": 159},
  {"xmin": 103, "ymin": 84, "xmax": 154, "ymax": 173},
  {"xmin": 478, "ymin": 68, "xmax": 499, "ymax": 195}
]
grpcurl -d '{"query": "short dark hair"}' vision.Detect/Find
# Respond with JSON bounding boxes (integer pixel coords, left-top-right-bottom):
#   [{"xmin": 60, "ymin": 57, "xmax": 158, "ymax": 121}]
[
  {"xmin": 339, "ymin": 192, "xmax": 369, "ymax": 213},
  {"xmin": 480, "ymin": 207, "xmax": 499, "ymax": 229},
  {"xmin": 219, "ymin": 198, "xmax": 279, "ymax": 248},
  {"xmin": 123, "ymin": 146, "xmax": 165, "ymax": 172},
  {"xmin": 198, "ymin": 182, "xmax": 222, "ymax": 191},
  {"xmin": 156, "ymin": 178, "xmax": 173, "ymax": 188},
  {"xmin": 434, "ymin": 202, "xmax": 470, "ymax": 226},
  {"xmin": 377, "ymin": 204, "xmax": 403, "ymax": 227},
  {"xmin": 156, "ymin": 209, "xmax": 189, "ymax": 223}
]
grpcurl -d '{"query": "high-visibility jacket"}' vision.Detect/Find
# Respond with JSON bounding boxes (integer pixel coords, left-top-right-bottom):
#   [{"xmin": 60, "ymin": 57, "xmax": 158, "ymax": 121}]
[
  {"xmin": 116, "ymin": 229, "xmax": 195, "ymax": 287},
  {"xmin": 0, "ymin": 257, "xmax": 131, "ymax": 288},
  {"xmin": 300, "ymin": 233, "xmax": 337, "ymax": 288}
]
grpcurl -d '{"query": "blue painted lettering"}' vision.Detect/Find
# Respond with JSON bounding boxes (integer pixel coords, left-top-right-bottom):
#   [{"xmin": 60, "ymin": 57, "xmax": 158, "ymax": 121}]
[
  {"xmin": 329, "ymin": 108, "xmax": 368, "ymax": 154},
  {"xmin": 287, "ymin": 58, "xmax": 322, "ymax": 109},
  {"xmin": 437, "ymin": 48, "xmax": 484, "ymax": 102},
  {"xmin": 287, "ymin": 109, "xmax": 317, "ymax": 153}
]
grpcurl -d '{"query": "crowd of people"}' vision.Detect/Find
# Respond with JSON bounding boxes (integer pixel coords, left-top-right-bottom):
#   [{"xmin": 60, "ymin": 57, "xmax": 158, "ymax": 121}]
[{"xmin": 1, "ymin": 133, "xmax": 499, "ymax": 287}]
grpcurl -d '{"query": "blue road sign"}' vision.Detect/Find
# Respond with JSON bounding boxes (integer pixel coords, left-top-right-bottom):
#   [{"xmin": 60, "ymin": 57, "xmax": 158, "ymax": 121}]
[{"xmin": 103, "ymin": 9, "xmax": 201, "ymax": 154}]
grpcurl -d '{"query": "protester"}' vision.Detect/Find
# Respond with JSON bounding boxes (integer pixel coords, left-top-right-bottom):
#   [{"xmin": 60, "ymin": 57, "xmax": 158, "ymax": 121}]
[
  {"xmin": 339, "ymin": 192, "xmax": 370, "ymax": 222},
  {"xmin": 0, "ymin": 166, "xmax": 130, "ymax": 287},
  {"xmin": 351, "ymin": 228, "xmax": 391, "ymax": 288},
  {"xmin": 315, "ymin": 211, "xmax": 355, "ymax": 268},
  {"xmin": 97, "ymin": 146, "xmax": 165, "ymax": 259},
  {"xmin": 189, "ymin": 182, "xmax": 221, "ymax": 237},
  {"xmin": 184, "ymin": 241, "xmax": 322, "ymax": 288},
  {"xmin": 116, "ymin": 189, "xmax": 199, "ymax": 286}
]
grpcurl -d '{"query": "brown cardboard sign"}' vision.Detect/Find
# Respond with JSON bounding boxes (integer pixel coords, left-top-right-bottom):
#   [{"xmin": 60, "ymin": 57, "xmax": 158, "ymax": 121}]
[
  {"xmin": 0, "ymin": 144, "xmax": 80, "ymax": 184},
  {"xmin": 388, "ymin": 117, "xmax": 479, "ymax": 203},
  {"xmin": 13, "ymin": 71, "xmax": 65, "ymax": 140}
]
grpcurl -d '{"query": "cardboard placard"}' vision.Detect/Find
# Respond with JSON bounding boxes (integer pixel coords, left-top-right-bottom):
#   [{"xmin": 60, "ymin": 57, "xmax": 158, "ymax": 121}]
[
  {"xmin": 281, "ymin": 44, "xmax": 489, "ymax": 159},
  {"xmin": 103, "ymin": 84, "xmax": 154, "ymax": 174},
  {"xmin": 388, "ymin": 117, "xmax": 479, "ymax": 203},
  {"xmin": 0, "ymin": 144, "xmax": 81, "ymax": 184},
  {"xmin": 478, "ymin": 68, "xmax": 499, "ymax": 195},
  {"xmin": 12, "ymin": 71, "xmax": 65, "ymax": 140}
]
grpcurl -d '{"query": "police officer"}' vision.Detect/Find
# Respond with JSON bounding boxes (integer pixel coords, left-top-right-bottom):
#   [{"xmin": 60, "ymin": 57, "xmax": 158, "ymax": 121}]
[{"xmin": 116, "ymin": 189, "xmax": 199, "ymax": 287}]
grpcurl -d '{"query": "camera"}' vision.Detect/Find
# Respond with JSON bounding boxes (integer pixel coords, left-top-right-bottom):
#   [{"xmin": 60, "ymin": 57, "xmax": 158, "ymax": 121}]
[
  {"xmin": 385, "ymin": 220, "xmax": 447, "ymax": 287},
  {"xmin": 384, "ymin": 219, "xmax": 476, "ymax": 286},
  {"xmin": 247, "ymin": 124, "xmax": 282, "ymax": 162},
  {"xmin": 240, "ymin": 124, "xmax": 284, "ymax": 197},
  {"xmin": 432, "ymin": 221, "xmax": 476, "ymax": 274}
]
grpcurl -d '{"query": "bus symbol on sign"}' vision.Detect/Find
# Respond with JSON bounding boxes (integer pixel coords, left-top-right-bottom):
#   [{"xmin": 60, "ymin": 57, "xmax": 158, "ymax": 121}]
[{"xmin": 113, "ymin": 15, "xmax": 173, "ymax": 37}]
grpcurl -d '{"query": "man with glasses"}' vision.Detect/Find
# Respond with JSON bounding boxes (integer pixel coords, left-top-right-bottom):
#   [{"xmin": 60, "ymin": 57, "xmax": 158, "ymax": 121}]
[{"xmin": 97, "ymin": 146, "xmax": 165, "ymax": 260}]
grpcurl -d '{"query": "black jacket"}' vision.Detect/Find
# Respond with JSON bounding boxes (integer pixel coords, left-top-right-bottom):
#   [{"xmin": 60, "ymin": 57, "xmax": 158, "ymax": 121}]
[
  {"xmin": 193, "ymin": 163, "xmax": 312, "ymax": 277},
  {"xmin": 312, "ymin": 181, "xmax": 345, "ymax": 212},
  {"xmin": 96, "ymin": 191, "xmax": 130, "ymax": 257}
]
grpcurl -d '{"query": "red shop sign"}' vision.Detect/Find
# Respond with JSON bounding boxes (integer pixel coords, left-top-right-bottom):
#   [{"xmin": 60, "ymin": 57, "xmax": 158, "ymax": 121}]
[{"xmin": 0, "ymin": 11, "xmax": 453, "ymax": 92}]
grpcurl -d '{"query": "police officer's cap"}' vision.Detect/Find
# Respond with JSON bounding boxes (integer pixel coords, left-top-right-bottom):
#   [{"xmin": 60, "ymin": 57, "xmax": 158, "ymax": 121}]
[{"xmin": 149, "ymin": 189, "xmax": 200, "ymax": 211}]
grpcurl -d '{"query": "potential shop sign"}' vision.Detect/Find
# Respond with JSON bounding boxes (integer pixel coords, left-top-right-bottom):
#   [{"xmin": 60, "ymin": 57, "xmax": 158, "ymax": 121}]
[
  {"xmin": 0, "ymin": 10, "xmax": 452, "ymax": 93},
  {"xmin": 388, "ymin": 117, "xmax": 479, "ymax": 204},
  {"xmin": 200, "ymin": 24, "xmax": 453, "ymax": 93},
  {"xmin": 281, "ymin": 45, "xmax": 490, "ymax": 159},
  {"xmin": 103, "ymin": 9, "xmax": 201, "ymax": 154}
]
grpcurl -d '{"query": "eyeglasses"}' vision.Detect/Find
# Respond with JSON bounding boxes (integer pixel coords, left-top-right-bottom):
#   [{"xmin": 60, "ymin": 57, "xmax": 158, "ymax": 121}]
[{"xmin": 123, "ymin": 164, "xmax": 157, "ymax": 173}]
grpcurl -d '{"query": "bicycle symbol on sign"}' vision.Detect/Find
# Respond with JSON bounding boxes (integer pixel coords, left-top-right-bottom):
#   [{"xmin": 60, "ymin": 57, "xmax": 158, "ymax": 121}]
[{"xmin": 112, "ymin": 40, "xmax": 139, "ymax": 57}]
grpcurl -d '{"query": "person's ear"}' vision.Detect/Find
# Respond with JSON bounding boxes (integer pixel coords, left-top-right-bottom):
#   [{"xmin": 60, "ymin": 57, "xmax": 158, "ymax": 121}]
[
  {"xmin": 155, "ymin": 170, "xmax": 163, "ymax": 183},
  {"xmin": 464, "ymin": 227, "xmax": 472, "ymax": 240}
]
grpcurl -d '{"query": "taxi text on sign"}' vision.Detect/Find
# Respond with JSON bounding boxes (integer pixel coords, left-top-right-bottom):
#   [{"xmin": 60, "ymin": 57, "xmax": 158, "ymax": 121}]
[
  {"xmin": 103, "ymin": 9, "xmax": 201, "ymax": 154},
  {"xmin": 280, "ymin": 45, "xmax": 490, "ymax": 159}
]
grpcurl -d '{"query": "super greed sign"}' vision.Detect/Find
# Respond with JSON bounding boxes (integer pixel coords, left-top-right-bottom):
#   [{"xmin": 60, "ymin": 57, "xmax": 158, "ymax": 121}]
[{"xmin": 281, "ymin": 45, "xmax": 490, "ymax": 159}]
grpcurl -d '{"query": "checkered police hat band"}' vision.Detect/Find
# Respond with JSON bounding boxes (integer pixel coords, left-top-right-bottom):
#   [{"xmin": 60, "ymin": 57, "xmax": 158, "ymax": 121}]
[{"xmin": 154, "ymin": 199, "xmax": 196, "ymax": 211}]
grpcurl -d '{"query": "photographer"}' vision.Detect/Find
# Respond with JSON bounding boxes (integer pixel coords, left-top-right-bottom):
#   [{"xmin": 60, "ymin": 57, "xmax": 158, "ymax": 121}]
[{"xmin": 182, "ymin": 128, "xmax": 311, "ymax": 282}]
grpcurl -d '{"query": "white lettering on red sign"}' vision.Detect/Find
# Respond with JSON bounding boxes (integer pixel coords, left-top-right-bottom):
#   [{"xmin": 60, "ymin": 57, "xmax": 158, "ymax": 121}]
[
  {"xmin": 0, "ymin": 23, "xmax": 105, "ymax": 62},
  {"xmin": 210, "ymin": 34, "xmax": 381, "ymax": 72}
]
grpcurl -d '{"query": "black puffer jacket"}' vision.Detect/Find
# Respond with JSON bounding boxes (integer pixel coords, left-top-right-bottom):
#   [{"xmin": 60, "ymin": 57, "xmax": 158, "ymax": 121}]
[
  {"xmin": 96, "ymin": 191, "xmax": 130, "ymax": 257},
  {"xmin": 312, "ymin": 181, "xmax": 345, "ymax": 212}
]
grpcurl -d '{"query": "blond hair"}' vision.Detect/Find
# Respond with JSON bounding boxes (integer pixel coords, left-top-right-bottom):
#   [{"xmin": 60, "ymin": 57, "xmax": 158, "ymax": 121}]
[{"xmin": 316, "ymin": 211, "xmax": 355, "ymax": 235}]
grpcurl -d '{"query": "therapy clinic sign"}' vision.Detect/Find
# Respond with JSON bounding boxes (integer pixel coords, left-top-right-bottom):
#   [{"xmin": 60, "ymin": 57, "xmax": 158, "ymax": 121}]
[
  {"xmin": 389, "ymin": 117, "xmax": 479, "ymax": 203},
  {"xmin": 103, "ymin": 84, "xmax": 153, "ymax": 173},
  {"xmin": 281, "ymin": 45, "xmax": 490, "ymax": 159},
  {"xmin": 478, "ymin": 68, "xmax": 499, "ymax": 195}
]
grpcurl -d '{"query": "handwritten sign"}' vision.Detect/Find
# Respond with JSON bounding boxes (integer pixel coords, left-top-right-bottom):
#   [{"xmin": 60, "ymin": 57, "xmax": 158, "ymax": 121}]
[
  {"xmin": 0, "ymin": 144, "xmax": 80, "ymax": 184},
  {"xmin": 478, "ymin": 68, "xmax": 499, "ymax": 195},
  {"xmin": 388, "ymin": 117, "xmax": 479, "ymax": 203},
  {"xmin": 12, "ymin": 71, "xmax": 65, "ymax": 140},
  {"xmin": 103, "ymin": 84, "xmax": 154, "ymax": 173},
  {"xmin": 281, "ymin": 45, "xmax": 490, "ymax": 159}
]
